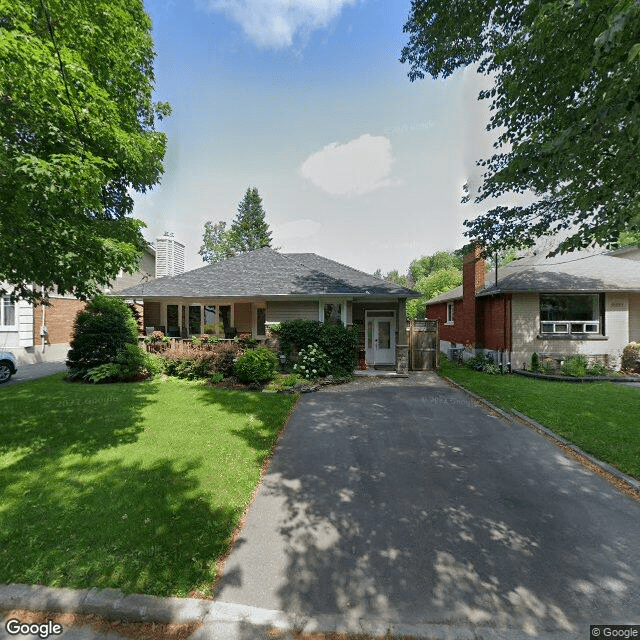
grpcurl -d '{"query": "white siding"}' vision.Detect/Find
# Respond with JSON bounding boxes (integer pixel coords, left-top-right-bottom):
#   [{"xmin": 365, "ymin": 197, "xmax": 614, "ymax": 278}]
[{"xmin": 266, "ymin": 301, "xmax": 319, "ymax": 323}]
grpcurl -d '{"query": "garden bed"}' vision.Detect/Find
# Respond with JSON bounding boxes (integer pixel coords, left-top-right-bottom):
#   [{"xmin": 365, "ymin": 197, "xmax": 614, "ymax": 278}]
[{"xmin": 514, "ymin": 369, "xmax": 640, "ymax": 383}]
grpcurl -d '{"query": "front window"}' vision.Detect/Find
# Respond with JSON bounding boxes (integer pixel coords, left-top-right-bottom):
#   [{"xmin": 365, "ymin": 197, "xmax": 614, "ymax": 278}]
[
  {"xmin": 167, "ymin": 304, "xmax": 179, "ymax": 335},
  {"xmin": 204, "ymin": 305, "xmax": 216, "ymax": 326},
  {"xmin": 219, "ymin": 305, "xmax": 231, "ymax": 331},
  {"xmin": 540, "ymin": 294, "xmax": 602, "ymax": 334},
  {"xmin": 188, "ymin": 305, "xmax": 201, "ymax": 334},
  {"xmin": 324, "ymin": 303, "xmax": 342, "ymax": 325},
  {"xmin": 446, "ymin": 302, "xmax": 454, "ymax": 324},
  {"xmin": 256, "ymin": 307, "xmax": 266, "ymax": 336},
  {"xmin": 1, "ymin": 297, "xmax": 15, "ymax": 327}
]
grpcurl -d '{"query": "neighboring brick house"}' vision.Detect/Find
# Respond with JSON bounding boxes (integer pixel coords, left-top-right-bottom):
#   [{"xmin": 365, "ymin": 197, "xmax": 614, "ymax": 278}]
[
  {"xmin": 426, "ymin": 245, "xmax": 640, "ymax": 371},
  {"xmin": 113, "ymin": 248, "xmax": 420, "ymax": 374},
  {"xmin": 0, "ymin": 245, "xmax": 157, "ymax": 364}
]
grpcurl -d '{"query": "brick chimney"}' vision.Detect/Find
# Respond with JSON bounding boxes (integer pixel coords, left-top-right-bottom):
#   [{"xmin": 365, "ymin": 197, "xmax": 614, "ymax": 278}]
[{"xmin": 461, "ymin": 245, "xmax": 485, "ymax": 346}]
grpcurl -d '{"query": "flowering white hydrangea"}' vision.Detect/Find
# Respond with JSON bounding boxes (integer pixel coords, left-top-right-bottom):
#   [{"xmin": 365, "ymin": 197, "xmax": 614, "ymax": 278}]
[{"xmin": 293, "ymin": 343, "xmax": 331, "ymax": 380}]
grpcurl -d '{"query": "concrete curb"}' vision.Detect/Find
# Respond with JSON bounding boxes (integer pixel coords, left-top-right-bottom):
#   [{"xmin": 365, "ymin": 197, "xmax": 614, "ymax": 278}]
[
  {"xmin": 0, "ymin": 584, "xmax": 210, "ymax": 625},
  {"xmin": 0, "ymin": 585, "xmax": 582, "ymax": 640},
  {"xmin": 441, "ymin": 376, "xmax": 640, "ymax": 498}
]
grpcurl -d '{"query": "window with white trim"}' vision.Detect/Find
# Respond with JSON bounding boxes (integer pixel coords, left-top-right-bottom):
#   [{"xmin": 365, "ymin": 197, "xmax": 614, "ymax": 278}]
[
  {"xmin": 539, "ymin": 294, "xmax": 603, "ymax": 335},
  {"xmin": 323, "ymin": 303, "xmax": 342, "ymax": 325},
  {"xmin": 446, "ymin": 302, "xmax": 454, "ymax": 324},
  {"xmin": 1, "ymin": 296, "xmax": 16, "ymax": 328}
]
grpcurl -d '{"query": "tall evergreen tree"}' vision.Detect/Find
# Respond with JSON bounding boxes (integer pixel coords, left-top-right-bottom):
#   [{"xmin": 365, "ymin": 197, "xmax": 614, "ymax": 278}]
[
  {"xmin": 230, "ymin": 187, "xmax": 272, "ymax": 252},
  {"xmin": 199, "ymin": 187, "xmax": 273, "ymax": 263}
]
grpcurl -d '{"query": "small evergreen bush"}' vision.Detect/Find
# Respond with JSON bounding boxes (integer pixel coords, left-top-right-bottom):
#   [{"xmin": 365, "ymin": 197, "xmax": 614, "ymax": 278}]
[
  {"xmin": 233, "ymin": 347, "xmax": 279, "ymax": 383},
  {"xmin": 293, "ymin": 344, "xmax": 331, "ymax": 380},
  {"xmin": 67, "ymin": 295, "xmax": 139, "ymax": 380},
  {"xmin": 531, "ymin": 352, "xmax": 540, "ymax": 372},
  {"xmin": 560, "ymin": 354, "xmax": 588, "ymax": 377}
]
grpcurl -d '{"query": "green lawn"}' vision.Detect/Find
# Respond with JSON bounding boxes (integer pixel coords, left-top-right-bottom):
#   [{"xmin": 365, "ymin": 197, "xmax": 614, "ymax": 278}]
[
  {"xmin": 0, "ymin": 374, "xmax": 297, "ymax": 597},
  {"xmin": 439, "ymin": 359, "xmax": 640, "ymax": 480}
]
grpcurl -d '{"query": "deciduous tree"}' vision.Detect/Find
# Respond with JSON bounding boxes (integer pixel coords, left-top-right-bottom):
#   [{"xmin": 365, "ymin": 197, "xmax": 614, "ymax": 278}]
[
  {"xmin": 401, "ymin": 0, "xmax": 640, "ymax": 255},
  {"xmin": 0, "ymin": 0, "xmax": 170, "ymax": 301}
]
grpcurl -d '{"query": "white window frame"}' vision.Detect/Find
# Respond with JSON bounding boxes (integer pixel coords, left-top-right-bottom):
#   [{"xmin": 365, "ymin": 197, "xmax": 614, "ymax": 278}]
[
  {"xmin": 1, "ymin": 296, "xmax": 17, "ymax": 330},
  {"xmin": 446, "ymin": 302, "xmax": 455, "ymax": 325},
  {"xmin": 319, "ymin": 299, "xmax": 347, "ymax": 325}
]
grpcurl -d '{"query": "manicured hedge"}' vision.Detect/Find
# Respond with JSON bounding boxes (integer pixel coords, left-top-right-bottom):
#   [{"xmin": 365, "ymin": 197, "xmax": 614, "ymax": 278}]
[{"xmin": 274, "ymin": 319, "xmax": 358, "ymax": 375}]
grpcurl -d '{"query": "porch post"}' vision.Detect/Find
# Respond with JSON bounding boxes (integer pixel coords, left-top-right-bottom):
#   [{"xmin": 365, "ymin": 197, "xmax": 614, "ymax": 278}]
[{"xmin": 396, "ymin": 298, "xmax": 409, "ymax": 374}]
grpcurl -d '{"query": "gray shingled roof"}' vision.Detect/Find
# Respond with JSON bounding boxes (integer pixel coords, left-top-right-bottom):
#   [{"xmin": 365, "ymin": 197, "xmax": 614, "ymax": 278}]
[
  {"xmin": 426, "ymin": 250, "xmax": 640, "ymax": 305},
  {"xmin": 113, "ymin": 248, "xmax": 419, "ymax": 298}
]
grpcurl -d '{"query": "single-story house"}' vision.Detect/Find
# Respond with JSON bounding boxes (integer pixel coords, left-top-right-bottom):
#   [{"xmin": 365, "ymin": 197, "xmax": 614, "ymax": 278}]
[
  {"xmin": 0, "ymin": 246, "xmax": 156, "ymax": 364},
  {"xmin": 113, "ymin": 248, "xmax": 420, "ymax": 373},
  {"xmin": 425, "ymin": 245, "xmax": 640, "ymax": 370}
]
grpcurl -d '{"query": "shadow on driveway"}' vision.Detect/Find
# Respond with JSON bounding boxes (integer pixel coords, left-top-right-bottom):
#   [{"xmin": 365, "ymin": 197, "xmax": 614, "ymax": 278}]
[{"xmin": 216, "ymin": 378, "xmax": 640, "ymax": 637}]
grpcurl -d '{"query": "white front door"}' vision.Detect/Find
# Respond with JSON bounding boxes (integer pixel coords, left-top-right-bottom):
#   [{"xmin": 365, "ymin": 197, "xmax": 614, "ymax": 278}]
[{"xmin": 366, "ymin": 313, "xmax": 395, "ymax": 365}]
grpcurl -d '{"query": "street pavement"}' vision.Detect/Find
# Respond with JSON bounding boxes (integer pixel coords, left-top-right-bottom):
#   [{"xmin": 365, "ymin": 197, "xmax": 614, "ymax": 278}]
[
  {"xmin": 3, "ymin": 360, "xmax": 68, "ymax": 386},
  {"xmin": 215, "ymin": 374, "xmax": 640, "ymax": 638}
]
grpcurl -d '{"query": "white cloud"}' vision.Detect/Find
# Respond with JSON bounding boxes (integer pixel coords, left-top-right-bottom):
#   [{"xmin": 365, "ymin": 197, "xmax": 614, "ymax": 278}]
[
  {"xmin": 299, "ymin": 134, "xmax": 404, "ymax": 197},
  {"xmin": 207, "ymin": 0, "xmax": 357, "ymax": 48}
]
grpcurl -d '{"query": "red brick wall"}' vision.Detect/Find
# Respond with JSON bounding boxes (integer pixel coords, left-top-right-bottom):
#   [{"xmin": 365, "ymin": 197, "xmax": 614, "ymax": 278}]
[
  {"xmin": 479, "ymin": 295, "xmax": 511, "ymax": 351},
  {"xmin": 426, "ymin": 300, "xmax": 465, "ymax": 343},
  {"xmin": 33, "ymin": 298, "xmax": 86, "ymax": 345}
]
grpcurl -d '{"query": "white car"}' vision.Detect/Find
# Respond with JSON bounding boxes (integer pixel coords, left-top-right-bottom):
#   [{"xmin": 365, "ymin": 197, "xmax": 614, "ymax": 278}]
[{"xmin": 0, "ymin": 351, "xmax": 17, "ymax": 383}]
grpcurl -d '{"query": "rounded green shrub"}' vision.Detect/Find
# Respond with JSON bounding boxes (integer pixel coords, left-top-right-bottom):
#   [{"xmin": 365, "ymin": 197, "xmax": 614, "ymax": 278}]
[
  {"xmin": 67, "ymin": 295, "xmax": 139, "ymax": 379},
  {"xmin": 531, "ymin": 352, "xmax": 540, "ymax": 372},
  {"xmin": 233, "ymin": 347, "xmax": 279, "ymax": 383}
]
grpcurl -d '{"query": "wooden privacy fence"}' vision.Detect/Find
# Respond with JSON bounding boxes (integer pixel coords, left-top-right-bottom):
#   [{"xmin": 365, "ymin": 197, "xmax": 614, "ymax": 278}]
[{"xmin": 407, "ymin": 319, "xmax": 439, "ymax": 371}]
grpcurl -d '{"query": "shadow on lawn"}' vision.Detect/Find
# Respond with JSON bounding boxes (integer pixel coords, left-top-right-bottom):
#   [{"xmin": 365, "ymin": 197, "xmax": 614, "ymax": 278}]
[
  {"xmin": 0, "ymin": 377, "xmax": 296, "ymax": 597},
  {"xmin": 0, "ymin": 456, "xmax": 237, "ymax": 596},
  {"xmin": 0, "ymin": 374, "xmax": 156, "ymax": 462}
]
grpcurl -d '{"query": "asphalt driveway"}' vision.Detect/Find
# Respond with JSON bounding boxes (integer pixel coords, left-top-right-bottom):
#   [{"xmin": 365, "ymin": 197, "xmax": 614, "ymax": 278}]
[
  {"xmin": 216, "ymin": 374, "xmax": 640, "ymax": 638},
  {"xmin": 3, "ymin": 360, "xmax": 68, "ymax": 386}
]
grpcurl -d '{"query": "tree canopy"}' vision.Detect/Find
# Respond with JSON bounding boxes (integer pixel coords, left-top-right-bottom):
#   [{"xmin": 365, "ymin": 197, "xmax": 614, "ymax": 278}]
[
  {"xmin": 0, "ymin": 0, "xmax": 170, "ymax": 302},
  {"xmin": 199, "ymin": 187, "xmax": 273, "ymax": 263},
  {"xmin": 401, "ymin": 0, "xmax": 640, "ymax": 255}
]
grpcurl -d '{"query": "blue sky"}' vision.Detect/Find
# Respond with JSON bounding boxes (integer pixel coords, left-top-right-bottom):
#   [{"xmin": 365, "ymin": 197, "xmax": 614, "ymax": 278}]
[{"xmin": 134, "ymin": 0, "xmax": 495, "ymax": 275}]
